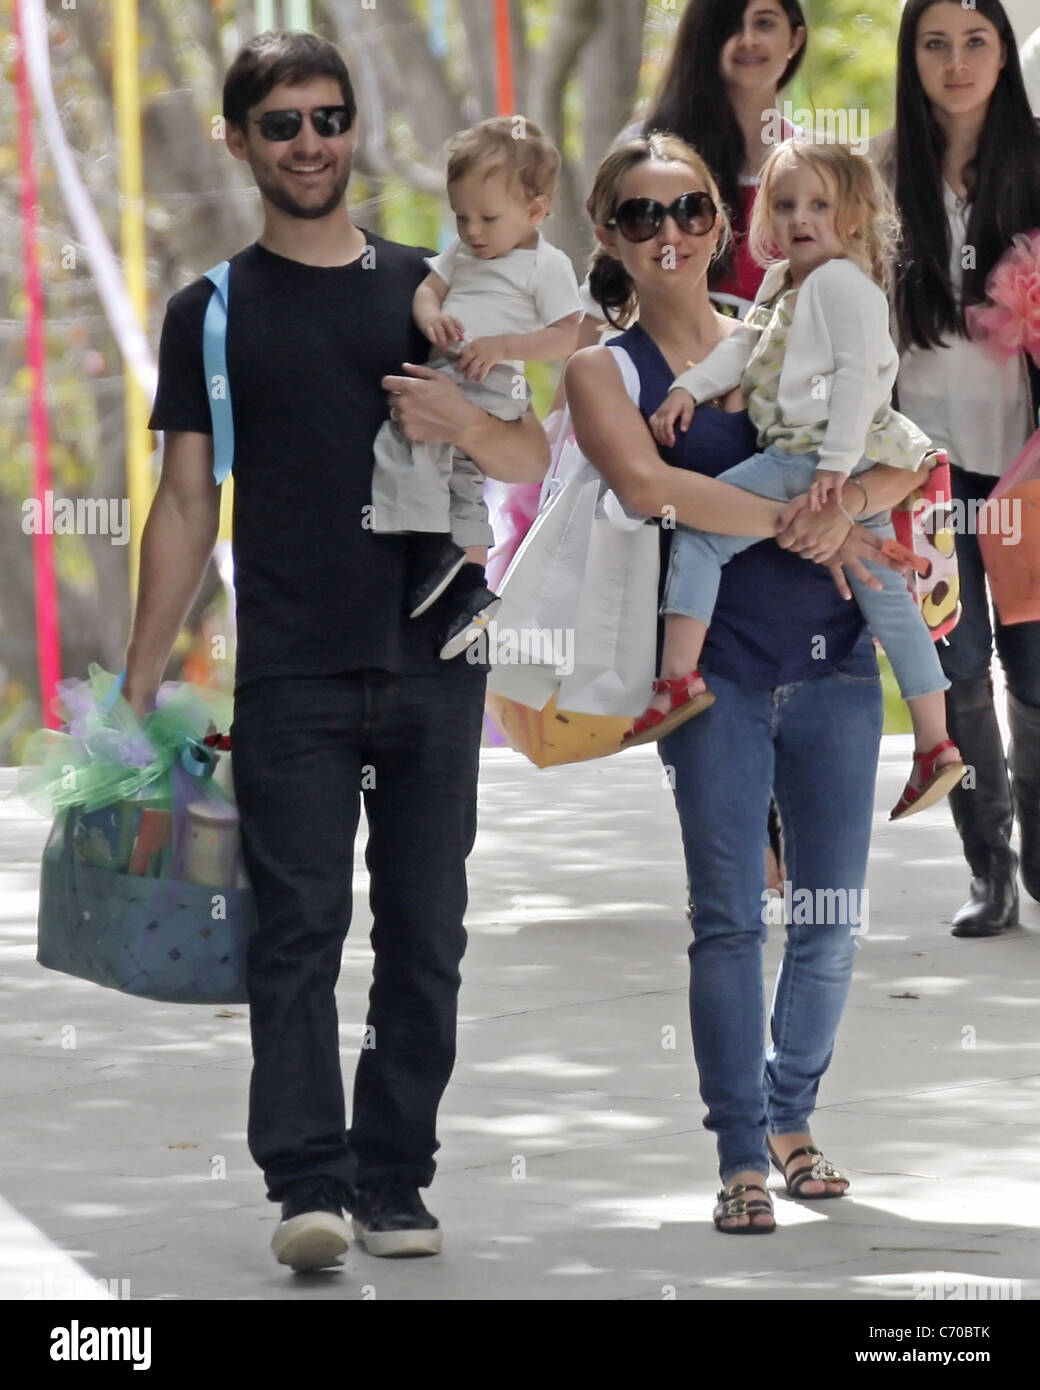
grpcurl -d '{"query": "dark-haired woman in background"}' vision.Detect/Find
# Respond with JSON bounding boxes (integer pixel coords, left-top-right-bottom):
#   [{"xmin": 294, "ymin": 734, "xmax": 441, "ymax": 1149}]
[
  {"xmin": 875, "ymin": 0, "xmax": 1040, "ymax": 939},
  {"xmin": 570, "ymin": 0, "xmax": 807, "ymax": 338}
]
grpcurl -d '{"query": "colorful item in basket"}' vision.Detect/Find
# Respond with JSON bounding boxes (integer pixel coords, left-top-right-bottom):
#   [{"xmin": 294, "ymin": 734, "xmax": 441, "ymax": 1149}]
[
  {"xmin": 184, "ymin": 799, "xmax": 247, "ymax": 889},
  {"xmin": 127, "ymin": 808, "xmax": 173, "ymax": 877},
  {"xmin": 17, "ymin": 664, "xmax": 232, "ymax": 818}
]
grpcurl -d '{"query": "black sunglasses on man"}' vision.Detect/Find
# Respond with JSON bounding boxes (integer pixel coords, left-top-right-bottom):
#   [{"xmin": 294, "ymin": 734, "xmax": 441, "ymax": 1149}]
[{"xmin": 251, "ymin": 106, "xmax": 353, "ymax": 142}]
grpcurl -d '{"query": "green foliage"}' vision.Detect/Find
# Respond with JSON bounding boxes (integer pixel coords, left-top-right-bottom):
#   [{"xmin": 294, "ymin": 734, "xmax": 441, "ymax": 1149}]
[{"xmin": 793, "ymin": 1, "xmax": 901, "ymax": 134}]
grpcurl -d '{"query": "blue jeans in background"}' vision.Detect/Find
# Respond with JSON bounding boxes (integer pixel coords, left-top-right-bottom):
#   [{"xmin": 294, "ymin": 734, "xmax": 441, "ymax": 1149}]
[
  {"xmin": 666, "ymin": 447, "xmax": 948, "ymax": 701},
  {"xmin": 660, "ymin": 637, "xmax": 883, "ymax": 1183}
]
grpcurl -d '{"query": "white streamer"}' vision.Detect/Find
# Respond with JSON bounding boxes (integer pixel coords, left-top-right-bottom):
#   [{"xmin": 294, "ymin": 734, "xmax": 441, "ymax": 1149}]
[{"xmin": 19, "ymin": 0, "xmax": 157, "ymax": 401}]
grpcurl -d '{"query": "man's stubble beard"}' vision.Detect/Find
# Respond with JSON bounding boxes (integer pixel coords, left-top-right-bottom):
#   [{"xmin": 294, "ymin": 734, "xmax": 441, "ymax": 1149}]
[{"xmin": 253, "ymin": 151, "xmax": 354, "ymax": 221}]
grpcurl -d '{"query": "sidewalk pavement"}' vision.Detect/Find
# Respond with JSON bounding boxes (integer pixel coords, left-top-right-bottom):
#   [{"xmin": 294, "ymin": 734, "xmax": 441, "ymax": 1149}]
[{"xmin": 1, "ymin": 740, "xmax": 1038, "ymax": 1303}]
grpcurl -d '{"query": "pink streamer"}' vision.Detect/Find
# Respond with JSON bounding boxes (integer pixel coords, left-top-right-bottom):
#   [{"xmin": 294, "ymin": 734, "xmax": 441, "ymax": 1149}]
[{"xmin": 14, "ymin": 0, "xmax": 61, "ymax": 727}]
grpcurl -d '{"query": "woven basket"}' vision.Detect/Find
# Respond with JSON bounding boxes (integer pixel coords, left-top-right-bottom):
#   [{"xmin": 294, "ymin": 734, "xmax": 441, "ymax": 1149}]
[{"xmin": 37, "ymin": 807, "xmax": 256, "ymax": 1004}]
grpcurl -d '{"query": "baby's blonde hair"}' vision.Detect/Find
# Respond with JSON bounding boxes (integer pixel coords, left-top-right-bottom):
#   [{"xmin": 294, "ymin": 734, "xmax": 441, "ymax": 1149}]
[
  {"xmin": 445, "ymin": 116, "xmax": 561, "ymax": 204},
  {"xmin": 749, "ymin": 139, "xmax": 899, "ymax": 292}
]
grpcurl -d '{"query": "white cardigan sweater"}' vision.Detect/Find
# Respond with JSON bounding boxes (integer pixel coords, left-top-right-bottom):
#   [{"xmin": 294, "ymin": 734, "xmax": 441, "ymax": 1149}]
[{"xmin": 672, "ymin": 256, "xmax": 899, "ymax": 477}]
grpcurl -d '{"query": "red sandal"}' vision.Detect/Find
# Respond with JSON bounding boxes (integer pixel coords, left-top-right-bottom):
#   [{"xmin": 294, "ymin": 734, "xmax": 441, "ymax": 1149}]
[
  {"xmin": 622, "ymin": 670, "xmax": 715, "ymax": 748},
  {"xmin": 889, "ymin": 739, "xmax": 966, "ymax": 821}
]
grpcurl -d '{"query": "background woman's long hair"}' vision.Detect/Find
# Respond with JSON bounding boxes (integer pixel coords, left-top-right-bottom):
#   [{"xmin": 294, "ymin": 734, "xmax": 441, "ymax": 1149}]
[
  {"xmin": 642, "ymin": 0, "xmax": 807, "ymax": 284},
  {"xmin": 889, "ymin": 0, "xmax": 1040, "ymax": 350}
]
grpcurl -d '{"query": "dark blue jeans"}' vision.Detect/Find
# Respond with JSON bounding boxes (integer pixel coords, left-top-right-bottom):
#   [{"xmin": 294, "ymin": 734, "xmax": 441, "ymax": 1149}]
[
  {"xmin": 660, "ymin": 637, "xmax": 883, "ymax": 1184},
  {"xmin": 231, "ymin": 667, "xmax": 486, "ymax": 1201},
  {"xmin": 939, "ymin": 465, "xmax": 1040, "ymax": 704}
]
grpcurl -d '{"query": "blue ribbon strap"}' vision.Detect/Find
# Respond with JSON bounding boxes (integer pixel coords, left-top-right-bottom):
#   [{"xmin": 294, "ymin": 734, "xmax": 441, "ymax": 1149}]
[
  {"xmin": 203, "ymin": 261, "xmax": 233, "ymax": 484},
  {"xmin": 99, "ymin": 667, "xmax": 126, "ymax": 715}
]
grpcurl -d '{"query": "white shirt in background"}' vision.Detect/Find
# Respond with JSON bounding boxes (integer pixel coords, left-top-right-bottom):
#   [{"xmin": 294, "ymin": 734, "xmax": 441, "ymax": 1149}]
[
  {"xmin": 1022, "ymin": 26, "xmax": 1040, "ymax": 117},
  {"xmin": 896, "ymin": 184, "xmax": 1033, "ymax": 478}
]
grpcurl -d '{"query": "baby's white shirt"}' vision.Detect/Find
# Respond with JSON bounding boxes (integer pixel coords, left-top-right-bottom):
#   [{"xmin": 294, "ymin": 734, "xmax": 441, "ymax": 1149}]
[
  {"xmin": 671, "ymin": 257, "xmax": 900, "ymax": 477},
  {"xmin": 426, "ymin": 233, "xmax": 582, "ymax": 361}
]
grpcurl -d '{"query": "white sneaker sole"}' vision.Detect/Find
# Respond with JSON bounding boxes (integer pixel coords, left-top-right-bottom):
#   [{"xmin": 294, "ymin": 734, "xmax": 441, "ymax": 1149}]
[
  {"xmin": 271, "ymin": 1211, "xmax": 351, "ymax": 1271},
  {"xmin": 439, "ymin": 598, "xmax": 502, "ymax": 661},
  {"xmin": 351, "ymin": 1218, "xmax": 443, "ymax": 1258},
  {"xmin": 410, "ymin": 554, "xmax": 468, "ymax": 618}
]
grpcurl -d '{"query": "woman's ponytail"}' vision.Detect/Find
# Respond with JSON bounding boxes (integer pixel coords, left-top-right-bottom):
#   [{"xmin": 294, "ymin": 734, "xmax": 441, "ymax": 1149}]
[{"xmin": 588, "ymin": 250, "xmax": 638, "ymax": 329}]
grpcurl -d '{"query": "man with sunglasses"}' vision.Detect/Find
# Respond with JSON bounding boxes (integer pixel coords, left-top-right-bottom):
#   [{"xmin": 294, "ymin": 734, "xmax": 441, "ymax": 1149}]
[{"xmin": 125, "ymin": 31, "xmax": 548, "ymax": 1271}]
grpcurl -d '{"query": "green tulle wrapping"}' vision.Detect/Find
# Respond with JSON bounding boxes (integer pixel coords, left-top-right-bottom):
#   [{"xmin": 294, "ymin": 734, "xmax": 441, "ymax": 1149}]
[{"xmin": 17, "ymin": 665, "xmax": 234, "ymax": 817}]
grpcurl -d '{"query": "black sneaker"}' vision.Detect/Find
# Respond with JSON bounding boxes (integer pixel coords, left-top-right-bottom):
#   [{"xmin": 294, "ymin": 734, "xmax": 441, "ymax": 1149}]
[
  {"xmin": 439, "ymin": 588, "xmax": 502, "ymax": 661},
  {"xmin": 409, "ymin": 540, "xmax": 468, "ymax": 619},
  {"xmin": 351, "ymin": 1177, "xmax": 442, "ymax": 1258},
  {"xmin": 270, "ymin": 1177, "xmax": 351, "ymax": 1271}
]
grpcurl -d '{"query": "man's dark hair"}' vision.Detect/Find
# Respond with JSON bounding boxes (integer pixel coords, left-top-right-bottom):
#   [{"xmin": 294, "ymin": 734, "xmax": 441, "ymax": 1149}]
[{"xmin": 223, "ymin": 30, "xmax": 357, "ymax": 128}]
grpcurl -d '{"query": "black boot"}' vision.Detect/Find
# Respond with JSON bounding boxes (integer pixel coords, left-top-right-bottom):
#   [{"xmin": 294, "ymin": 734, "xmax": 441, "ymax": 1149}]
[
  {"xmin": 1008, "ymin": 692, "xmax": 1040, "ymax": 903},
  {"xmin": 944, "ymin": 676, "xmax": 1019, "ymax": 938}
]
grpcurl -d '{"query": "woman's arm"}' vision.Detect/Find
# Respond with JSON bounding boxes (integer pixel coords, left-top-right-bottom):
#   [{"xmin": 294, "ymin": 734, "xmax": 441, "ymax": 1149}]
[
  {"xmin": 565, "ymin": 346, "xmax": 781, "ymax": 536},
  {"xmin": 776, "ymin": 459, "xmax": 932, "ymax": 563},
  {"xmin": 547, "ymin": 313, "xmax": 605, "ymax": 415}
]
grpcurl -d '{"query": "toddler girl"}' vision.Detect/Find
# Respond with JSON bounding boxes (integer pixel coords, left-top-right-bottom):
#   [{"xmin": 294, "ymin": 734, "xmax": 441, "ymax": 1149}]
[{"xmin": 637, "ymin": 139, "xmax": 963, "ymax": 821}]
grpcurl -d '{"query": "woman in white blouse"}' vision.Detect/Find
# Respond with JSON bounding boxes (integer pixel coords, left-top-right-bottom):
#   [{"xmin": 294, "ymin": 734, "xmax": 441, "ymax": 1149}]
[{"xmin": 875, "ymin": 0, "xmax": 1040, "ymax": 938}]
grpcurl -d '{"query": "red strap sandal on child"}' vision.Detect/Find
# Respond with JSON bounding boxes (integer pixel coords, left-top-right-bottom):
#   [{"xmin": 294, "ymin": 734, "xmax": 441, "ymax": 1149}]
[
  {"xmin": 622, "ymin": 671, "xmax": 715, "ymax": 749},
  {"xmin": 889, "ymin": 739, "xmax": 966, "ymax": 821}
]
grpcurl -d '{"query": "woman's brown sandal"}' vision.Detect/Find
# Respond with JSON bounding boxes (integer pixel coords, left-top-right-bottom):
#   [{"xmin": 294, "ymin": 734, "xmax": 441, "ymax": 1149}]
[
  {"xmin": 712, "ymin": 1181, "xmax": 775, "ymax": 1234},
  {"xmin": 767, "ymin": 1140, "xmax": 849, "ymax": 1200}
]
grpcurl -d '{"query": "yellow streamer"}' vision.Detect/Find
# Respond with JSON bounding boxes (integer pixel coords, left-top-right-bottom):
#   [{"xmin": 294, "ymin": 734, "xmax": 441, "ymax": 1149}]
[{"xmin": 112, "ymin": 0, "xmax": 150, "ymax": 594}]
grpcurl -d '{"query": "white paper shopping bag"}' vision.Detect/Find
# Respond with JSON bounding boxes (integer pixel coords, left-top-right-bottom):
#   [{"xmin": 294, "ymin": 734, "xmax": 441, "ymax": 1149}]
[{"xmin": 555, "ymin": 508, "xmax": 659, "ymax": 717}]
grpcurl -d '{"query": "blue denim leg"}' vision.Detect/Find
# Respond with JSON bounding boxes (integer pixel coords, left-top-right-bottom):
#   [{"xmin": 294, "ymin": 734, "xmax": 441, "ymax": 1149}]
[
  {"xmin": 660, "ymin": 672, "xmax": 777, "ymax": 1183},
  {"xmin": 664, "ymin": 448, "xmax": 818, "ymax": 621},
  {"xmin": 767, "ymin": 642, "xmax": 883, "ymax": 1135},
  {"xmin": 845, "ymin": 513, "xmax": 949, "ymax": 701},
  {"xmin": 660, "ymin": 636, "xmax": 881, "ymax": 1182}
]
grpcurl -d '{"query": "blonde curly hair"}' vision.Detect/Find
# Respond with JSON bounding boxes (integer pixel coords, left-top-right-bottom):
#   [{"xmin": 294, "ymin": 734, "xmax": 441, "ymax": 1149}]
[{"xmin": 748, "ymin": 138, "xmax": 900, "ymax": 293}]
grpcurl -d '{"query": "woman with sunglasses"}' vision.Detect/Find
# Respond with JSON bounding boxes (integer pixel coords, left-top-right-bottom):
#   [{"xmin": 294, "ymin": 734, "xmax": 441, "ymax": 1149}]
[
  {"xmin": 875, "ymin": 0, "xmax": 1040, "ymax": 938},
  {"xmin": 534, "ymin": 0, "xmax": 810, "ymax": 884},
  {"xmin": 566, "ymin": 134, "xmax": 932, "ymax": 1233}
]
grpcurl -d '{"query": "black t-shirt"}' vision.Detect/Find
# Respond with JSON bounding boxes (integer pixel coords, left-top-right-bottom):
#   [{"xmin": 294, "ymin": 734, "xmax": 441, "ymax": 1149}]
[{"xmin": 149, "ymin": 234, "xmax": 469, "ymax": 690}]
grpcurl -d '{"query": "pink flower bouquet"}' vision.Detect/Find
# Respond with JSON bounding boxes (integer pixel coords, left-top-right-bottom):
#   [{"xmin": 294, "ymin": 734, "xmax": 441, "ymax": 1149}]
[{"xmin": 967, "ymin": 230, "xmax": 1040, "ymax": 366}]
